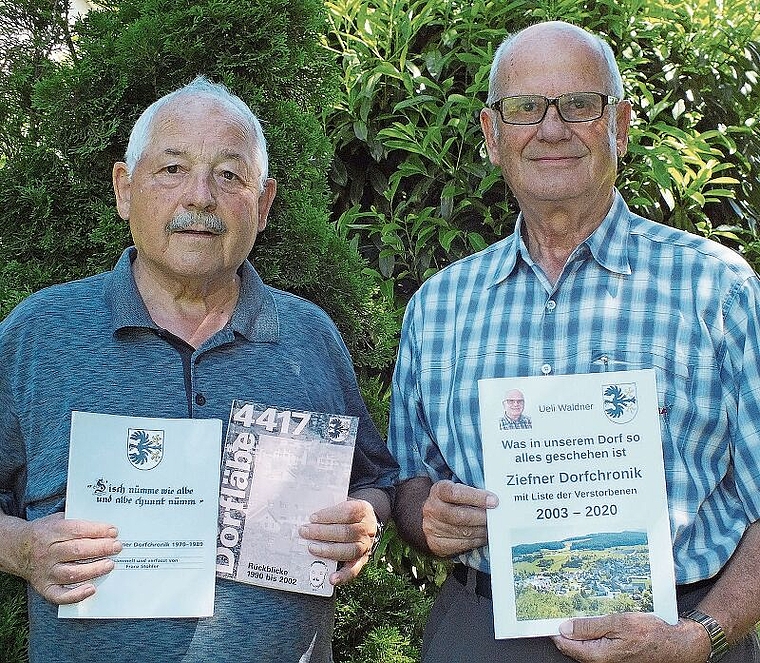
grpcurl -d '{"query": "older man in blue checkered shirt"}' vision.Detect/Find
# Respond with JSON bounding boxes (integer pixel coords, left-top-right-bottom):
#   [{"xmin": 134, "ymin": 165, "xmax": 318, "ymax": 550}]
[
  {"xmin": 388, "ymin": 20, "xmax": 760, "ymax": 663},
  {"xmin": 499, "ymin": 389, "xmax": 532, "ymax": 430}
]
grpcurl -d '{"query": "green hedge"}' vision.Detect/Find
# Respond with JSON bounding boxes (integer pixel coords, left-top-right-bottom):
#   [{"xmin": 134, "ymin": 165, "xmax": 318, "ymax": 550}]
[
  {"xmin": 0, "ymin": 0, "xmax": 397, "ymax": 378},
  {"xmin": 324, "ymin": 0, "xmax": 760, "ymax": 320}
]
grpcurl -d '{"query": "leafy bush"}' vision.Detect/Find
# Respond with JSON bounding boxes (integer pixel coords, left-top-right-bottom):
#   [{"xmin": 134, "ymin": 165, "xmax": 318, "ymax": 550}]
[
  {"xmin": 324, "ymin": 0, "xmax": 509, "ymax": 308},
  {"xmin": 323, "ymin": 0, "xmax": 760, "ymax": 319},
  {"xmin": 334, "ymin": 556, "xmax": 433, "ymax": 663},
  {"xmin": 0, "ymin": 0, "xmax": 397, "ymax": 377}
]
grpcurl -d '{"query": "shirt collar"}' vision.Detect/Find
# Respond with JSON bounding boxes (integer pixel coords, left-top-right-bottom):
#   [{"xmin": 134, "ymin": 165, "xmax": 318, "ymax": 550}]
[
  {"xmin": 583, "ymin": 190, "xmax": 632, "ymax": 276},
  {"xmin": 105, "ymin": 247, "xmax": 279, "ymax": 343},
  {"xmin": 491, "ymin": 189, "xmax": 632, "ymax": 286}
]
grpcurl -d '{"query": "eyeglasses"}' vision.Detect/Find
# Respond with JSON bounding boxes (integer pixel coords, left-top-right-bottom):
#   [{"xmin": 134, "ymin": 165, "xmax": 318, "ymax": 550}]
[{"xmin": 488, "ymin": 92, "xmax": 620, "ymax": 125}]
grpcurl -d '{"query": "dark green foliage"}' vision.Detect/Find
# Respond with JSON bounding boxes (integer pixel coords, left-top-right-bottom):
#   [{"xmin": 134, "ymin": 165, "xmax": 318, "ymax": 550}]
[
  {"xmin": 0, "ymin": 573, "xmax": 27, "ymax": 662},
  {"xmin": 374, "ymin": 520, "xmax": 450, "ymax": 591},
  {"xmin": 325, "ymin": 0, "xmax": 513, "ymax": 305},
  {"xmin": 324, "ymin": 0, "xmax": 760, "ymax": 315},
  {"xmin": 0, "ymin": 0, "xmax": 397, "ymax": 377},
  {"xmin": 333, "ymin": 557, "xmax": 432, "ymax": 663}
]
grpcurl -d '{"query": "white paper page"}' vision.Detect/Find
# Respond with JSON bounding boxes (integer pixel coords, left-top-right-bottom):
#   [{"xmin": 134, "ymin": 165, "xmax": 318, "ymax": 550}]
[
  {"xmin": 59, "ymin": 411, "xmax": 222, "ymax": 619},
  {"xmin": 478, "ymin": 370, "xmax": 677, "ymax": 638}
]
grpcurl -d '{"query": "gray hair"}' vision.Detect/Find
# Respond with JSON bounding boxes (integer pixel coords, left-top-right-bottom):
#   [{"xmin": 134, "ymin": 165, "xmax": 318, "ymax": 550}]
[
  {"xmin": 486, "ymin": 22, "xmax": 624, "ymax": 105},
  {"xmin": 124, "ymin": 76, "xmax": 269, "ymax": 185}
]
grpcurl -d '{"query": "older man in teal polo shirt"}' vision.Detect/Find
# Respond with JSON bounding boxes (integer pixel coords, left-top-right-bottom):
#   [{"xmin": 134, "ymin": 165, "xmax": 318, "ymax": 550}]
[{"xmin": 0, "ymin": 76, "xmax": 397, "ymax": 663}]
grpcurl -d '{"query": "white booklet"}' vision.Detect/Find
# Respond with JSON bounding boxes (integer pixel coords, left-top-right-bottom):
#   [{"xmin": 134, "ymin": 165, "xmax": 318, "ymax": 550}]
[
  {"xmin": 478, "ymin": 370, "xmax": 677, "ymax": 638},
  {"xmin": 59, "ymin": 411, "xmax": 223, "ymax": 619},
  {"xmin": 216, "ymin": 401, "xmax": 357, "ymax": 596}
]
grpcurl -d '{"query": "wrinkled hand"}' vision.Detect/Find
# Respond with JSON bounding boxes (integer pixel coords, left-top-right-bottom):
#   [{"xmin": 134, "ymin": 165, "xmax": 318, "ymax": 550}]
[
  {"xmin": 552, "ymin": 612, "xmax": 709, "ymax": 663},
  {"xmin": 299, "ymin": 499, "xmax": 377, "ymax": 586},
  {"xmin": 421, "ymin": 479, "xmax": 498, "ymax": 557},
  {"xmin": 17, "ymin": 512, "xmax": 121, "ymax": 605}
]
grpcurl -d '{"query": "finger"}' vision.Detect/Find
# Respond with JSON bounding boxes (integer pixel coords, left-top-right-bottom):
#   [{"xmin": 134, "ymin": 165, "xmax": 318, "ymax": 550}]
[
  {"xmin": 46, "ymin": 517, "xmax": 119, "ymax": 543},
  {"xmin": 38, "ymin": 557, "xmax": 118, "ymax": 605},
  {"xmin": 52, "ymin": 537, "xmax": 123, "ymax": 564},
  {"xmin": 45, "ymin": 581, "xmax": 98, "ymax": 606},
  {"xmin": 308, "ymin": 500, "xmax": 371, "ymax": 525},
  {"xmin": 329, "ymin": 556, "xmax": 368, "ymax": 586},
  {"xmin": 299, "ymin": 521, "xmax": 369, "ymax": 543},
  {"xmin": 424, "ymin": 512, "xmax": 489, "ymax": 538},
  {"xmin": 50, "ymin": 557, "xmax": 116, "ymax": 588},
  {"xmin": 424, "ymin": 498, "xmax": 489, "ymax": 529},
  {"xmin": 424, "ymin": 531, "xmax": 488, "ymax": 556},
  {"xmin": 559, "ymin": 616, "xmax": 614, "ymax": 640},
  {"xmin": 432, "ymin": 480, "xmax": 498, "ymax": 509},
  {"xmin": 307, "ymin": 540, "xmax": 368, "ymax": 562},
  {"xmin": 443, "ymin": 525, "xmax": 488, "ymax": 543}
]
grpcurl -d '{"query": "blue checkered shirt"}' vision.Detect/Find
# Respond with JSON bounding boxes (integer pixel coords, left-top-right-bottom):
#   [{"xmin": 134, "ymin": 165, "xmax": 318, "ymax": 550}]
[
  {"xmin": 388, "ymin": 191, "xmax": 760, "ymax": 584},
  {"xmin": 498, "ymin": 414, "xmax": 532, "ymax": 430}
]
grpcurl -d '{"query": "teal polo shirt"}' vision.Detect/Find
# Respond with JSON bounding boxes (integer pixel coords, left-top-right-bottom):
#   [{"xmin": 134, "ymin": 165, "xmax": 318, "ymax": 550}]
[{"xmin": 0, "ymin": 247, "xmax": 397, "ymax": 663}]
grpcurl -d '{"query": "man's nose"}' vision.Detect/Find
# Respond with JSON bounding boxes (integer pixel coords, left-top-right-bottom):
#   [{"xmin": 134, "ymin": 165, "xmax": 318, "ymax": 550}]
[
  {"xmin": 536, "ymin": 104, "xmax": 571, "ymax": 141},
  {"xmin": 184, "ymin": 171, "xmax": 216, "ymax": 211}
]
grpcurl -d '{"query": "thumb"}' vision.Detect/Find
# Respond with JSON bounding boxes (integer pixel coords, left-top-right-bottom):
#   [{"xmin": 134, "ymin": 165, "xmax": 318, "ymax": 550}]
[
  {"xmin": 558, "ymin": 616, "xmax": 612, "ymax": 641},
  {"xmin": 330, "ymin": 555, "xmax": 367, "ymax": 586}
]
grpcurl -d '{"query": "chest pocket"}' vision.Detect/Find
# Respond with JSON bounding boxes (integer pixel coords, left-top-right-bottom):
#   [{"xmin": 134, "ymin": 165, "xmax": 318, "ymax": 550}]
[{"xmin": 586, "ymin": 349, "xmax": 695, "ymax": 463}]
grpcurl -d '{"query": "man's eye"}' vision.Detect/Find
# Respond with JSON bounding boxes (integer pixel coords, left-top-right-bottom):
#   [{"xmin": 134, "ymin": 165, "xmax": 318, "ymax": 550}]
[
  {"xmin": 221, "ymin": 171, "xmax": 238, "ymax": 181},
  {"xmin": 165, "ymin": 164, "xmax": 180, "ymax": 174},
  {"xmin": 567, "ymin": 96, "xmax": 589, "ymax": 109}
]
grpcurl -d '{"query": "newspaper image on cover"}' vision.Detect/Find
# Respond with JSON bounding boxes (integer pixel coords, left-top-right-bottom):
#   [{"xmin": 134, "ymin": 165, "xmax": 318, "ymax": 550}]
[
  {"xmin": 216, "ymin": 401, "xmax": 357, "ymax": 597},
  {"xmin": 478, "ymin": 369, "xmax": 677, "ymax": 638}
]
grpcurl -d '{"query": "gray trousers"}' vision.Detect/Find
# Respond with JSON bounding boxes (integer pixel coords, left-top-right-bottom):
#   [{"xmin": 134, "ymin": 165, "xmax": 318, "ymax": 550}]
[{"xmin": 421, "ymin": 568, "xmax": 760, "ymax": 663}]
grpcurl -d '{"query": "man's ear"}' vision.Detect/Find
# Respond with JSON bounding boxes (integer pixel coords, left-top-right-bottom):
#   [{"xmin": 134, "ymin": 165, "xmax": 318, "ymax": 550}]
[
  {"xmin": 257, "ymin": 178, "xmax": 277, "ymax": 232},
  {"xmin": 479, "ymin": 108, "xmax": 502, "ymax": 167},
  {"xmin": 113, "ymin": 162, "xmax": 132, "ymax": 220},
  {"xmin": 615, "ymin": 100, "xmax": 632, "ymax": 159}
]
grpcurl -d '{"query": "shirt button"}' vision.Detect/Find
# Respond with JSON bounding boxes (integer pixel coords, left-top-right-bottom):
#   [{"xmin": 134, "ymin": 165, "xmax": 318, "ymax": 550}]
[
  {"xmin": 546, "ymin": 300, "xmax": 556, "ymax": 311},
  {"xmin": 195, "ymin": 393, "xmax": 206, "ymax": 406},
  {"xmin": 541, "ymin": 363, "xmax": 552, "ymax": 375}
]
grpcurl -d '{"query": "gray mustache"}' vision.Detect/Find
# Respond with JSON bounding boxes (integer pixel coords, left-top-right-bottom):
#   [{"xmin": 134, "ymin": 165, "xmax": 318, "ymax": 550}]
[{"xmin": 166, "ymin": 212, "xmax": 227, "ymax": 234}]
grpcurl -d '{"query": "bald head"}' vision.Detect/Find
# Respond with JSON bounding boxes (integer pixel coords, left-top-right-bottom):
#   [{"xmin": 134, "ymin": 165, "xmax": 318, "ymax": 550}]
[{"xmin": 487, "ymin": 21, "xmax": 623, "ymax": 104}]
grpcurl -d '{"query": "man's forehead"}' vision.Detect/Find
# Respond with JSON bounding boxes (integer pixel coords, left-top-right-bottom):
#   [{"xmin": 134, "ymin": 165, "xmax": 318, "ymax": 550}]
[
  {"xmin": 154, "ymin": 94, "xmax": 251, "ymax": 133},
  {"xmin": 145, "ymin": 101, "xmax": 258, "ymax": 164},
  {"xmin": 158, "ymin": 146, "xmax": 252, "ymax": 163},
  {"xmin": 496, "ymin": 26, "xmax": 604, "ymax": 88},
  {"xmin": 156, "ymin": 92, "xmax": 238, "ymax": 119}
]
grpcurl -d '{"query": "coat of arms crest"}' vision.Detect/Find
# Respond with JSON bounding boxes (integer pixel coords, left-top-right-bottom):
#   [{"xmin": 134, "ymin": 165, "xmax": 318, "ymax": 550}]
[
  {"xmin": 602, "ymin": 382, "xmax": 638, "ymax": 424},
  {"xmin": 127, "ymin": 428, "xmax": 165, "ymax": 470}
]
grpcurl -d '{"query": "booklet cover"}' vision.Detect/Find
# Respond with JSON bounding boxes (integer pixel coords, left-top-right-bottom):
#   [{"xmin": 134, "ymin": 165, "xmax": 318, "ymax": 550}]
[
  {"xmin": 478, "ymin": 369, "xmax": 677, "ymax": 638},
  {"xmin": 60, "ymin": 411, "xmax": 223, "ymax": 619},
  {"xmin": 216, "ymin": 401, "xmax": 357, "ymax": 597}
]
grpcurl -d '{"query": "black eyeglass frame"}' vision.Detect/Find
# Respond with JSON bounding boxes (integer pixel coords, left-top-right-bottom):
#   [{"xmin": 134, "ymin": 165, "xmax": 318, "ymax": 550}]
[{"xmin": 488, "ymin": 92, "xmax": 621, "ymax": 125}]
